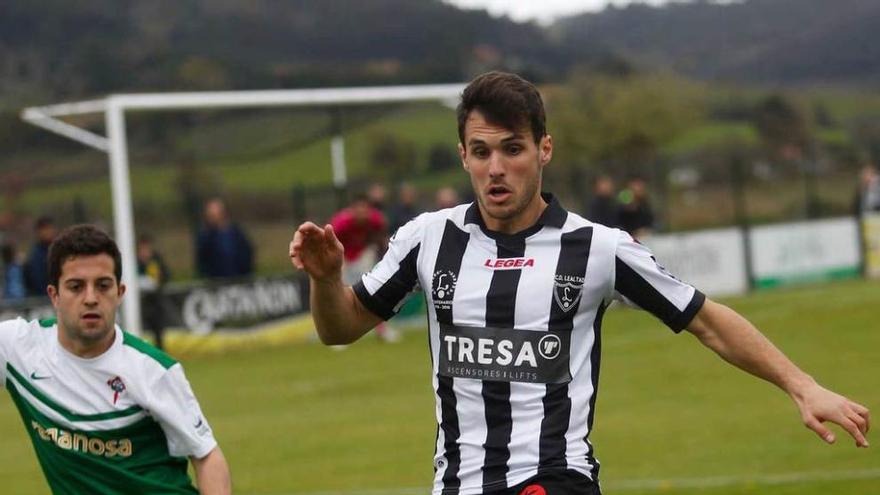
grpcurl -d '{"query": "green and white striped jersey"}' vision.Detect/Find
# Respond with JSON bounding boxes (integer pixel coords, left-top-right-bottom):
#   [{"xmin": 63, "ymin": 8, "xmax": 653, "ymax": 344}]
[{"xmin": 0, "ymin": 317, "xmax": 217, "ymax": 494}]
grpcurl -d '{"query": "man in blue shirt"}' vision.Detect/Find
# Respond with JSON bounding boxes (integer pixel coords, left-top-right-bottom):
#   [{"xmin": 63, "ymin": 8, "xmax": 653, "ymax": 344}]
[{"xmin": 195, "ymin": 198, "xmax": 254, "ymax": 279}]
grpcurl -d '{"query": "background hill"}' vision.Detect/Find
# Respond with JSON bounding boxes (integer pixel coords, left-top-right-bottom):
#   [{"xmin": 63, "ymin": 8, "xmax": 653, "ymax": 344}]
[
  {"xmin": 557, "ymin": 0, "xmax": 880, "ymax": 85},
  {"xmin": 5, "ymin": 0, "xmax": 880, "ymax": 107},
  {"xmin": 5, "ymin": 0, "xmax": 880, "ymax": 279},
  {"xmin": 0, "ymin": 0, "xmax": 577, "ymax": 104}
]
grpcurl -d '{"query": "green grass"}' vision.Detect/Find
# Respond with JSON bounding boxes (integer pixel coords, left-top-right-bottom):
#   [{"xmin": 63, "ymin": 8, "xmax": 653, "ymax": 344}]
[
  {"xmin": 2, "ymin": 280, "xmax": 878, "ymax": 494},
  {"xmin": 662, "ymin": 122, "xmax": 759, "ymax": 155}
]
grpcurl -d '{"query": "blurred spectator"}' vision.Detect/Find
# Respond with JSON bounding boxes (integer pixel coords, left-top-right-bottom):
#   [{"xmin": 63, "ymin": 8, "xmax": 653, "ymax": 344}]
[
  {"xmin": 196, "ymin": 198, "xmax": 254, "ymax": 278},
  {"xmin": 366, "ymin": 183, "xmax": 390, "ymax": 256},
  {"xmin": 2, "ymin": 243, "xmax": 26, "ymax": 301},
  {"xmin": 330, "ymin": 194, "xmax": 398, "ymax": 342},
  {"xmin": 586, "ymin": 175, "xmax": 619, "ymax": 227},
  {"xmin": 435, "ymin": 186, "xmax": 460, "ymax": 210},
  {"xmin": 332, "ymin": 194, "xmax": 388, "ymax": 284},
  {"xmin": 618, "ymin": 177, "xmax": 655, "ymax": 239},
  {"xmin": 137, "ymin": 234, "xmax": 170, "ymax": 350},
  {"xmin": 23, "ymin": 216, "xmax": 56, "ymax": 297},
  {"xmin": 367, "ymin": 183, "xmax": 388, "ymax": 212},
  {"xmin": 389, "ymin": 182, "xmax": 421, "ymax": 234},
  {"xmin": 854, "ymin": 164, "xmax": 880, "ymax": 216}
]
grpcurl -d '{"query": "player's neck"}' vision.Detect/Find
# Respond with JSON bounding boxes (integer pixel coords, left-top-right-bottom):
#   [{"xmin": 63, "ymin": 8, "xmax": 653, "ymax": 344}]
[
  {"xmin": 480, "ymin": 193, "xmax": 547, "ymax": 235},
  {"xmin": 57, "ymin": 326, "xmax": 116, "ymax": 359}
]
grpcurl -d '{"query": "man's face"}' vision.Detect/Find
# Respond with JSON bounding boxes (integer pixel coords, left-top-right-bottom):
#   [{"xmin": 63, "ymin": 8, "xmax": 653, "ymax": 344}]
[
  {"xmin": 628, "ymin": 179, "xmax": 647, "ymax": 199},
  {"xmin": 205, "ymin": 200, "xmax": 227, "ymax": 227},
  {"xmin": 37, "ymin": 224, "xmax": 56, "ymax": 243},
  {"xmin": 137, "ymin": 241, "xmax": 153, "ymax": 262},
  {"xmin": 861, "ymin": 166, "xmax": 878, "ymax": 186},
  {"xmin": 399, "ymin": 185, "xmax": 417, "ymax": 206},
  {"xmin": 459, "ymin": 110, "xmax": 552, "ymax": 231},
  {"xmin": 48, "ymin": 254, "xmax": 125, "ymax": 349},
  {"xmin": 352, "ymin": 200, "xmax": 371, "ymax": 222},
  {"xmin": 595, "ymin": 177, "xmax": 614, "ymax": 197}
]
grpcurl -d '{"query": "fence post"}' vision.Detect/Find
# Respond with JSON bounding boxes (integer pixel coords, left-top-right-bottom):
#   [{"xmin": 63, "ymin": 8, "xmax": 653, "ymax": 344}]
[{"xmin": 731, "ymin": 153, "xmax": 755, "ymax": 291}]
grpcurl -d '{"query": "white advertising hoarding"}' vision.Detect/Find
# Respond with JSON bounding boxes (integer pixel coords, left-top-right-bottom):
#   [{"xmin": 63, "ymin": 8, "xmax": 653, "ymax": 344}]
[
  {"xmin": 644, "ymin": 227, "xmax": 749, "ymax": 297},
  {"xmin": 749, "ymin": 217, "xmax": 861, "ymax": 288}
]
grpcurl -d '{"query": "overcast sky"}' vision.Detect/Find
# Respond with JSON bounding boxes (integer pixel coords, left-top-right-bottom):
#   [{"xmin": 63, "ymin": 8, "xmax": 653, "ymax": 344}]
[{"xmin": 444, "ymin": 0, "xmax": 697, "ymax": 25}]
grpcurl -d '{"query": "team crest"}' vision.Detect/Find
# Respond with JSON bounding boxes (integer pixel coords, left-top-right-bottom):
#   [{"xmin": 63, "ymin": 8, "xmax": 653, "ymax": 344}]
[
  {"xmin": 553, "ymin": 275, "xmax": 584, "ymax": 313},
  {"xmin": 107, "ymin": 376, "xmax": 126, "ymax": 405},
  {"xmin": 431, "ymin": 270, "xmax": 458, "ymax": 311}
]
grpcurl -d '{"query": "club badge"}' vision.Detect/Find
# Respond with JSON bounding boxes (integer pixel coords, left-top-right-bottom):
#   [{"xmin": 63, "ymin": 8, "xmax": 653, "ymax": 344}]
[{"xmin": 107, "ymin": 376, "xmax": 126, "ymax": 405}]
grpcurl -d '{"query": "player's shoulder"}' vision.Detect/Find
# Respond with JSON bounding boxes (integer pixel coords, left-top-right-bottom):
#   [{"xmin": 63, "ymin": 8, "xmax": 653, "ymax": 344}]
[
  {"xmin": 562, "ymin": 210, "xmax": 621, "ymax": 239},
  {"xmin": 391, "ymin": 205, "xmax": 464, "ymax": 240},
  {"xmin": 119, "ymin": 330, "xmax": 178, "ymax": 373},
  {"xmin": 0, "ymin": 316, "xmax": 51, "ymax": 343},
  {"xmin": 423, "ymin": 203, "xmax": 472, "ymax": 229}
]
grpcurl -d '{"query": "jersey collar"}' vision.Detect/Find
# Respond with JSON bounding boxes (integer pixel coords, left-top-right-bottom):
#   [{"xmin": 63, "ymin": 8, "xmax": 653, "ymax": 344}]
[
  {"xmin": 53, "ymin": 325, "xmax": 123, "ymax": 364},
  {"xmin": 465, "ymin": 192, "xmax": 567, "ymax": 239}
]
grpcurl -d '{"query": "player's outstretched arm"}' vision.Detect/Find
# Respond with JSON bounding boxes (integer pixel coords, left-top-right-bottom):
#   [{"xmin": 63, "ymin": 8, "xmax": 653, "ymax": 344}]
[
  {"xmin": 191, "ymin": 446, "xmax": 231, "ymax": 495},
  {"xmin": 686, "ymin": 298, "xmax": 870, "ymax": 448},
  {"xmin": 289, "ymin": 222, "xmax": 383, "ymax": 345}
]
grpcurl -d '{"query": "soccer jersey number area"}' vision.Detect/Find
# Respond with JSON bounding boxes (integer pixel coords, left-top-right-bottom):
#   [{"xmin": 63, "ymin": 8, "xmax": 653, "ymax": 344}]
[
  {"xmin": 354, "ymin": 195, "xmax": 704, "ymax": 495},
  {"xmin": 0, "ymin": 318, "xmax": 217, "ymax": 494}
]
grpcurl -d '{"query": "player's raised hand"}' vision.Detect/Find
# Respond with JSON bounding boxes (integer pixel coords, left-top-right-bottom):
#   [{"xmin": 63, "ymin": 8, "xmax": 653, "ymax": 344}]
[
  {"xmin": 795, "ymin": 382, "xmax": 870, "ymax": 448},
  {"xmin": 289, "ymin": 222, "xmax": 344, "ymax": 281}
]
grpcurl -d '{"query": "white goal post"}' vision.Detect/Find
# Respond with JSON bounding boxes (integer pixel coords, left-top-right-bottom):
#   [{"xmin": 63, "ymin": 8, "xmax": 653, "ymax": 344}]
[{"xmin": 21, "ymin": 83, "xmax": 466, "ymax": 335}]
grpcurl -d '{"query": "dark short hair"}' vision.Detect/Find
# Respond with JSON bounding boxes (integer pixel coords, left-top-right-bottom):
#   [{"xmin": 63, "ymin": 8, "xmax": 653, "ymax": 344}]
[
  {"xmin": 48, "ymin": 225, "xmax": 122, "ymax": 288},
  {"xmin": 35, "ymin": 216, "xmax": 54, "ymax": 230},
  {"xmin": 351, "ymin": 192, "xmax": 369, "ymax": 205},
  {"xmin": 457, "ymin": 71, "xmax": 547, "ymax": 145}
]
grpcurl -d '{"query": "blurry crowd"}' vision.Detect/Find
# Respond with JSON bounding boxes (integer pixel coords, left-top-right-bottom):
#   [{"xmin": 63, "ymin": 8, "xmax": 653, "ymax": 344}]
[
  {"xmin": 2, "ymin": 166, "xmax": 878, "ymax": 311},
  {"xmin": 1, "ymin": 216, "xmax": 56, "ymax": 302},
  {"xmin": 585, "ymin": 175, "xmax": 656, "ymax": 240}
]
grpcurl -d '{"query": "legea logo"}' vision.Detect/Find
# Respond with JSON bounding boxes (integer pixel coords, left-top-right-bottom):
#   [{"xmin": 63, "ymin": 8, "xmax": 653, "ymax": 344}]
[{"xmin": 483, "ymin": 258, "xmax": 535, "ymax": 270}]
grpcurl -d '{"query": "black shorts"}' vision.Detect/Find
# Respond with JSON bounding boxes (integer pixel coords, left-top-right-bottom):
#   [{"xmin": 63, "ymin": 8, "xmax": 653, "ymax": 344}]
[{"xmin": 486, "ymin": 470, "xmax": 601, "ymax": 495}]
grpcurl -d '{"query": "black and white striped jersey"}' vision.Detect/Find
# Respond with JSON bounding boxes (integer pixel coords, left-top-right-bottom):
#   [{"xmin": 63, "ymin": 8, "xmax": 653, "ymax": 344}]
[{"xmin": 353, "ymin": 194, "xmax": 705, "ymax": 495}]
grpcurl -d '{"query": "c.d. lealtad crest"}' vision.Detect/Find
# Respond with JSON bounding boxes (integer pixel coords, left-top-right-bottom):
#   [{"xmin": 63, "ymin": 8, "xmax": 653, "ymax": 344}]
[{"xmin": 553, "ymin": 274, "xmax": 584, "ymax": 313}]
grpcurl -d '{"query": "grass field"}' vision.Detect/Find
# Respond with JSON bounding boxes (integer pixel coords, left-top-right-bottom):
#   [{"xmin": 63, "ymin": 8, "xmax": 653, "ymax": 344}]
[{"xmin": 1, "ymin": 279, "xmax": 878, "ymax": 494}]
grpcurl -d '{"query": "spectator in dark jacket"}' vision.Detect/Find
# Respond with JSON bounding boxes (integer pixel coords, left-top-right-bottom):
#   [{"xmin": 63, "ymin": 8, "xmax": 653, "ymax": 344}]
[
  {"xmin": 618, "ymin": 177, "xmax": 656, "ymax": 239},
  {"xmin": 195, "ymin": 198, "xmax": 254, "ymax": 278},
  {"xmin": 23, "ymin": 216, "xmax": 56, "ymax": 297},
  {"xmin": 2, "ymin": 243, "xmax": 26, "ymax": 300},
  {"xmin": 586, "ymin": 175, "xmax": 619, "ymax": 228},
  {"xmin": 389, "ymin": 182, "xmax": 421, "ymax": 234},
  {"xmin": 137, "ymin": 234, "xmax": 171, "ymax": 349}
]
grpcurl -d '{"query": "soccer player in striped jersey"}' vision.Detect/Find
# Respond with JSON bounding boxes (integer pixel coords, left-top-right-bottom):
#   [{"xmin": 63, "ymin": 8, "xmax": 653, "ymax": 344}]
[
  {"xmin": 290, "ymin": 72, "xmax": 870, "ymax": 495},
  {"xmin": 0, "ymin": 225, "xmax": 231, "ymax": 494}
]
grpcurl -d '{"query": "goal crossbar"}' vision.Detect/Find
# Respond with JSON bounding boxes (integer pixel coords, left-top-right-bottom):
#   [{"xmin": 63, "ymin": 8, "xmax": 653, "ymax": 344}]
[{"xmin": 21, "ymin": 83, "xmax": 466, "ymax": 335}]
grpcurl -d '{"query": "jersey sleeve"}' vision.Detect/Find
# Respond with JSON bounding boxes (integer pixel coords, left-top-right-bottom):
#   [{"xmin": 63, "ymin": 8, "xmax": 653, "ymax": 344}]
[
  {"xmin": 149, "ymin": 364, "xmax": 218, "ymax": 459},
  {"xmin": 0, "ymin": 318, "xmax": 24, "ymax": 388},
  {"xmin": 353, "ymin": 215, "xmax": 422, "ymax": 320},
  {"xmin": 612, "ymin": 230, "xmax": 705, "ymax": 332}
]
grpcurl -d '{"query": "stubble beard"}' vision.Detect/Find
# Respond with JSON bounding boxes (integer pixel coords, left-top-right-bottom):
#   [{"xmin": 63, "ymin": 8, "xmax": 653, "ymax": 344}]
[
  {"xmin": 61, "ymin": 314, "xmax": 113, "ymax": 346},
  {"xmin": 474, "ymin": 166, "xmax": 542, "ymax": 224}
]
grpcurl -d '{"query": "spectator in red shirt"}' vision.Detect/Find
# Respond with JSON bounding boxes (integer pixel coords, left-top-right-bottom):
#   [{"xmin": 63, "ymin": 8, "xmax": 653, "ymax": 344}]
[
  {"xmin": 330, "ymin": 194, "xmax": 398, "ymax": 343},
  {"xmin": 331, "ymin": 194, "xmax": 387, "ymax": 270}
]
